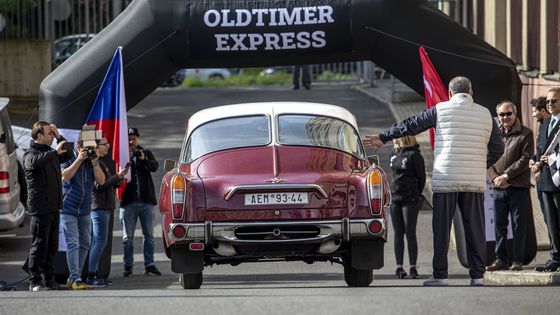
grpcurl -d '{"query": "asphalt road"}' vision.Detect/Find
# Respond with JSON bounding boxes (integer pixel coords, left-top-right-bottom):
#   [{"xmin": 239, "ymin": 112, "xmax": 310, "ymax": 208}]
[{"xmin": 1, "ymin": 84, "xmax": 559, "ymax": 314}]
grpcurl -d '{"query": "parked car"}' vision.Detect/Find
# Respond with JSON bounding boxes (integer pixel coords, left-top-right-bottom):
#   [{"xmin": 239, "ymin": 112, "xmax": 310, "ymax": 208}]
[
  {"xmin": 0, "ymin": 98, "xmax": 26, "ymax": 232},
  {"xmin": 162, "ymin": 69, "xmax": 186, "ymax": 87},
  {"xmin": 184, "ymin": 68, "xmax": 231, "ymax": 80},
  {"xmin": 159, "ymin": 102, "xmax": 390, "ymax": 289},
  {"xmin": 53, "ymin": 33, "xmax": 96, "ymax": 64}
]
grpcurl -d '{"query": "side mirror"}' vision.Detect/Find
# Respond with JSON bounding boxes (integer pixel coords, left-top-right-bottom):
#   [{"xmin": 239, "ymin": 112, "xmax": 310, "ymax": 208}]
[
  {"xmin": 367, "ymin": 155, "xmax": 379, "ymax": 166},
  {"xmin": 0, "ymin": 133, "xmax": 5, "ymax": 144},
  {"xmin": 164, "ymin": 159, "xmax": 177, "ymax": 172}
]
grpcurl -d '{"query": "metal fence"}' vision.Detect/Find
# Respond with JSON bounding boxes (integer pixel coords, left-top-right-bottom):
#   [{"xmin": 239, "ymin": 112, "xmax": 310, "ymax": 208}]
[{"xmin": 0, "ymin": 0, "xmax": 131, "ymax": 40}]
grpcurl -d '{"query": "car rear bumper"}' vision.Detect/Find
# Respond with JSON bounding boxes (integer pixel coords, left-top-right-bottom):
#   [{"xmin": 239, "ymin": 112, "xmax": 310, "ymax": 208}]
[
  {"xmin": 0, "ymin": 202, "xmax": 26, "ymax": 231},
  {"xmin": 168, "ymin": 218, "xmax": 386, "ymax": 244}
]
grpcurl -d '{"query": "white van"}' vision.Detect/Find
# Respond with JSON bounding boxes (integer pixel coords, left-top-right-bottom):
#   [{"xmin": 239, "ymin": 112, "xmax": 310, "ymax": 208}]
[{"xmin": 0, "ymin": 98, "xmax": 26, "ymax": 231}]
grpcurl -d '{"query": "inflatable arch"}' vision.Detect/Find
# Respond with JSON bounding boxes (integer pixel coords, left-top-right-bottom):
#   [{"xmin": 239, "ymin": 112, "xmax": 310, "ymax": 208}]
[{"xmin": 40, "ymin": 0, "xmax": 521, "ymax": 129}]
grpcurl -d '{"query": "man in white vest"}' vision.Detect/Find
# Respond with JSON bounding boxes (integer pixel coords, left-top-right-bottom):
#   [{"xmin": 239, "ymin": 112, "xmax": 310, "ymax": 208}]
[{"xmin": 363, "ymin": 76, "xmax": 504, "ymax": 286}]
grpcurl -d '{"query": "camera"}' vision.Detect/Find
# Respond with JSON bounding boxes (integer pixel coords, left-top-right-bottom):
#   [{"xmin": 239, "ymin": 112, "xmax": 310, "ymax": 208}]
[
  {"xmin": 78, "ymin": 125, "xmax": 102, "ymax": 160},
  {"xmin": 61, "ymin": 141, "xmax": 74, "ymax": 152},
  {"xmin": 86, "ymin": 147, "xmax": 97, "ymax": 159},
  {"xmin": 133, "ymin": 148, "xmax": 142, "ymax": 158}
]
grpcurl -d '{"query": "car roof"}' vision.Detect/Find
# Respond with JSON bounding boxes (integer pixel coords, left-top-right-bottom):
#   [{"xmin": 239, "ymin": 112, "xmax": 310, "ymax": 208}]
[
  {"xmin": 53, "ymin": 33, "xmax": 96, "ymax": 43},
  {"xmin": 187, "ymin": 102, "xmax": 358, "ymax": 136}
]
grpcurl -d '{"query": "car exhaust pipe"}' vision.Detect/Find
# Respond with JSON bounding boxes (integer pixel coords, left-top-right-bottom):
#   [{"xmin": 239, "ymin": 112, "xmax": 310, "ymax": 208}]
[
  {"xmin": 317, "ymin": 239, "xmax": 342, "ymax": 254},
  {"xmin": 213, "ymin": 242, "xmax": 237, "ymax": 256}
]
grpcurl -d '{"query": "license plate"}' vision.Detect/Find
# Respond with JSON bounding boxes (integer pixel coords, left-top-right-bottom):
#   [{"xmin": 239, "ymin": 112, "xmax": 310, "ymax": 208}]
[{"xmin": 244, "ymin": 192, "xmax": 308, "ymax": 205}]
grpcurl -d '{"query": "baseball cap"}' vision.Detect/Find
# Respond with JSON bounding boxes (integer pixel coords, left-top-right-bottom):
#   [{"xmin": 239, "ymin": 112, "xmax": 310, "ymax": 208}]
[{"xmin": 128, "ymin": 127, "xmax": 140, "ymax": 137}]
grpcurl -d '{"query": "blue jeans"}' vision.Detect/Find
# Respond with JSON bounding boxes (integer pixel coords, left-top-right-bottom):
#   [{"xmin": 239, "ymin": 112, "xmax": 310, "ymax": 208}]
[
  {"xmin": 88, "ymin": 210, "xmax": 111, "ymax": 273},
  {"xmin": 120, "ymin": 202, "xmax": 155, "ymax": 267},
  {"xmin": 61, "ymin": 213, "xmax": 92, "ymax": 282}
]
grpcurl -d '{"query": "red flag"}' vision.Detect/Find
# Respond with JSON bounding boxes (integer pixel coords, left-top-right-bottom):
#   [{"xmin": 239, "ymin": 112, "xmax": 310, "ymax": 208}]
[{"xmin": 419, "ymin": 46, "xmax": 448, "ymax": 150}]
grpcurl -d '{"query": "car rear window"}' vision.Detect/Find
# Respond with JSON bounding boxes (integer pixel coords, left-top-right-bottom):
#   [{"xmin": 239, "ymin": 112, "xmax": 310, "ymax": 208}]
[
  {"xmin": 184, "ymin": 115, "xmax": 270, "ymax": 162},
  {"xmin": 277, "ymin": 114, "xmax": 365, "ymax": 158}
]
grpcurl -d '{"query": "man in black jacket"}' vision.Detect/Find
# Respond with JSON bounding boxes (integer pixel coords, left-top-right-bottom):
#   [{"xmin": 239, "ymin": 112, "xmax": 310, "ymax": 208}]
[
  {"xmin": 119, "ymin": 127, "xmax": 160, "ymax": 276},
  {"xmin": 24, "ymin": 121, "xmax": 72, "ymax": 291},
  {"xmin": 533, "ymin": 87, "xmax": 560, "ymax": 272}
]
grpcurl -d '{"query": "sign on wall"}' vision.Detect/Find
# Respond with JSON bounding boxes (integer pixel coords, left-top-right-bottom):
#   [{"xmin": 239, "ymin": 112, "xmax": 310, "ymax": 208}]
[{"xmin": 187, "ymin": 0, "xmax": 353, "ymax": 58}]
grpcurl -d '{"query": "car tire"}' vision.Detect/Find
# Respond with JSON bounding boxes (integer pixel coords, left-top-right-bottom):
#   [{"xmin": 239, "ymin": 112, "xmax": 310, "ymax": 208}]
[
  {"xmin": 343, "ymin": 261, "xmax": 373, "ymax": 287},
  {"xmin": 180, "ymin": 272, "xmax": 203, "ymax": 289},
  {"xmin": 209, "ymin": 74, "xmax": 224, "ymax": 80}
]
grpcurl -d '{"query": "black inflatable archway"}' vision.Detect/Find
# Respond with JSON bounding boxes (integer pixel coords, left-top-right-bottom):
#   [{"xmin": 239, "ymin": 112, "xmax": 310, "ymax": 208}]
[{"xmin": 40, "ymin": 0, "xmax": 521, "ymax": 128}]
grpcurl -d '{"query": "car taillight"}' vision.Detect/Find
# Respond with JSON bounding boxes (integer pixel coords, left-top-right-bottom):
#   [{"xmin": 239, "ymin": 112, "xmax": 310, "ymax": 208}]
[
  {"xmin": 368, "ymin": 220, "xmax": 383, "ymax": 234},
  {"xmin": 171, "ymin": 174, "xmax": 186, "ymax": 220},
  {"xmin": 172, "ymin": 225, "xmax": 187, "ymax": 239},
  {"xmin": 0, "ymin": 171, "xmax": 9, "ymax": 194},
  {"xmin": 367, "ymin": 169, "xmax": 383, "ymax": 215}
]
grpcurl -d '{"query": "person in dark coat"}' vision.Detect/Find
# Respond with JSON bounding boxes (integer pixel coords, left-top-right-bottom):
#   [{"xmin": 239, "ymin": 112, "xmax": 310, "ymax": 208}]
[
  {"xmin": 120, "ymin": 127, "xmax": 160, "ymax": 277},
  {"xmin": 389, "ymin": 135, "xmax": 426, "ymax": 279},
  {"xmin": 86, "ymin": 137, "xmax": 129, "ymax": 287},
  {"xmin": 24, "ymin": 121, "xmax": 72, "ymax": 291}
]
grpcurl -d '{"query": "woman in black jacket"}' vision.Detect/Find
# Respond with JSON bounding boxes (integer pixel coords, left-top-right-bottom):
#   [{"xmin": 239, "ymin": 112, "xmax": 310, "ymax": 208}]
[{"xmin": 389, "ymin": 136, "xmax": 426, "ymax": 279}]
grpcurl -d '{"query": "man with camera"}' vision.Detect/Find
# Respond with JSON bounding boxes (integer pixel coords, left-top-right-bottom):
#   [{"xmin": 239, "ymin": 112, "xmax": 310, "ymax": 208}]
[
  {"xmin": 24, "ymin": 121, "xmax": 72, "ymax": 291},
  {"xmin": 120, "ymin": 127, "xmax": 161, "ymax": 276},
  {"xmin": 60, "ymin": 128, "xmax": 106, "ymax": 289}
]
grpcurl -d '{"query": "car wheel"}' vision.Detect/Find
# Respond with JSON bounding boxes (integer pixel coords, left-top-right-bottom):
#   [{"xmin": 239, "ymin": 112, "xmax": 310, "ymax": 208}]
[
  {"xmin": 180, "ymin": 272, "xmax": 203, "ymax": 289},
  {"xmin": 343, "ymin": 261, "xmax": 373, "ymax": 287}
]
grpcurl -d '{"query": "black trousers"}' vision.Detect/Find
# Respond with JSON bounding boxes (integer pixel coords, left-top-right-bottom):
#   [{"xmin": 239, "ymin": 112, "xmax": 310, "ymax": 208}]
[
  {"xmin": 432, "ymin": 192, "xmax": 486, "ymax": 279},
  {"xmin": 292, "ymin": 65, "xmax": 311, "ymax": 88},
  {"xmin": 541, "ymin": 191, "xmax": 560, "ymax": 263},
  {"xmin": 492, "ymin": 187, "xmax": 530, "ymax": 263},
  {"xmin": 28, "ymin": 212, "xmax": 60, "ymax": 285},
  {"xmin": 390, "ymin": 200, "xmax": 420, "ymax": 265}
]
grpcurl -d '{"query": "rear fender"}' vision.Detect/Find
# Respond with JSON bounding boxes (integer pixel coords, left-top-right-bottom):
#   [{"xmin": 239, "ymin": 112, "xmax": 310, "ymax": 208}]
[{"xmin": 171, "ymin": 245, "xmax": 204, "ymax": 273}]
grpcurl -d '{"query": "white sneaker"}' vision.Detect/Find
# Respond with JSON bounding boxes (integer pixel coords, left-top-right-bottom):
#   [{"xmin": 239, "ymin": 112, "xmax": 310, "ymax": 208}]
[
  {"xmin": 423, "ymin": 277, "xmax": 448, "ymax": 286},
  {"xmin": 470, "ymin": 278, "xmax": 484, "ymax": 286}
]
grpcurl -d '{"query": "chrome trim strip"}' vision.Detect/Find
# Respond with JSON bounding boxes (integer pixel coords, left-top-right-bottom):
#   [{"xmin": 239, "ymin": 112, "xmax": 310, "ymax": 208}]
[
  {"xmin": 168, "ymin": 218, "xmax": 386, "ymax": 244},
  {"xmin": 224, "ymin": 184, "xmax": 328, "ymax": 200}
]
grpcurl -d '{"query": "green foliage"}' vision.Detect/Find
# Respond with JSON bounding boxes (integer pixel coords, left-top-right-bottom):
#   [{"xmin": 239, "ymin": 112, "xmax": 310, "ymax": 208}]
[
  {"xmin": 181, "ymin": 70, "xmax": 291, "ymax": 88},
  {"xmin": 0, "ymin": 0, "xmax": 37, "ymax": 12}
]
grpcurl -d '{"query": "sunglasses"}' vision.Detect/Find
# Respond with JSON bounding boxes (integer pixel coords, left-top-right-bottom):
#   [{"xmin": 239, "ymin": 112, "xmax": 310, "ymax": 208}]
[
  {"xmin": 546, "ymin": 99, "xmax": 558, "ymax": 105},
  {"xmin": 498, "ymin": 112, "xmax": 513, "ymax": 117}
]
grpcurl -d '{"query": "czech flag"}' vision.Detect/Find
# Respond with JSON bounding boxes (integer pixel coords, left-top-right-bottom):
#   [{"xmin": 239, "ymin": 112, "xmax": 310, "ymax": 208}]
[
  {"xmin": 85, "ymin": 47, "xmax": 130, "ymax": 197},
  {"xmin": 419, "ymin": 46, "xmax": 448, "ymax": 150}
]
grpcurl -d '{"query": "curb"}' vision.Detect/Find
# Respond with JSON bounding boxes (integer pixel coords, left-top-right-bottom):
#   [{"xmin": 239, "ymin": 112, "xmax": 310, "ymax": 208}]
[{"xmin": 485, "ymin": 270, "xmax": 560, "ymax": 286}]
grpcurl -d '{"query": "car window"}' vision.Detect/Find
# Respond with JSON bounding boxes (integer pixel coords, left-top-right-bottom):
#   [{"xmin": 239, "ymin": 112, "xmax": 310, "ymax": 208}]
[
  {"xmin": 0, "ymin": 110, "xmax": 16, "ymax": 154},
  {"xmin": 277, "ymin": 114, "xmax": 365, "ymax": 158},
  {"xmin": 184, "ymin": 115, "xmax": 270, "ymax": 162}
]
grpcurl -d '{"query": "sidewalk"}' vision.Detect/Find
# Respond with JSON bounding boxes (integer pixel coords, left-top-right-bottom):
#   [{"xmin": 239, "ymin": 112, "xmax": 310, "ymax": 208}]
[{"xmin": 353, "ymin": 78, "xmax": 559, "ymax": 285}]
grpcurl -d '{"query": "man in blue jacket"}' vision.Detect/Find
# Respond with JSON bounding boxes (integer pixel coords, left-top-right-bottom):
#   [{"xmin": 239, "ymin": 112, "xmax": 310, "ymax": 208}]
[{"xmin": 61, "ymin": 138, "xmax": 105, "ymax": 289}]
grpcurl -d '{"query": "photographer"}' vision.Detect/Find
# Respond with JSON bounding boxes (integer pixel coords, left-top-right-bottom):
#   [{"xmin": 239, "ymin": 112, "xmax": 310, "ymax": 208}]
[
  {"xmin": 120, "ymin": 127, "xmax": 161, "ymax": 276},
  {"xmin": 61, "ymin": 134, "xmax": 105, "ymax": 290},
  {"xmin": 24, "ymin": 122, "xmax": 72, "ymax": 291}
]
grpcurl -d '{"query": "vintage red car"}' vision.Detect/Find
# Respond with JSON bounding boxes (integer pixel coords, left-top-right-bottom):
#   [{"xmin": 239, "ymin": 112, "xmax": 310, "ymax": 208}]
[{"xmin": 159, "ymin": 102, "xmax": 390, "ymax": 289}]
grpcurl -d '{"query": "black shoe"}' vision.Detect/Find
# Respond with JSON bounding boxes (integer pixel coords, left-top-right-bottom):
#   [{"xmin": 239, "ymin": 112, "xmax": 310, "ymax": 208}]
[
  {"xmin": 44, "ymin": 280, "xmax": 60, "ymax": 290},
  {"xmin": 395, "ymin": 267, "xmax": 407, "ymax": 279},
  {"xmin": 303, "ymin": 84, "xmax": 311, "ymax": 90},
  {"xmin": 122, "ymin": 266, "xmax": 133, "ymax": 277},
  {"xmin": 535, "ymin": 261, "xmax": 560, "ymax": 272},
  {"xmin": 293, "ymin": 85, "xmax": 300, "ymax": 90},
  {"xmin": 144, "ymin": 265, "xmax": 162, "ymax": 276},
  {"xmin": 409, "ymin": 267, "xmax": 419, "ymax": 279}
]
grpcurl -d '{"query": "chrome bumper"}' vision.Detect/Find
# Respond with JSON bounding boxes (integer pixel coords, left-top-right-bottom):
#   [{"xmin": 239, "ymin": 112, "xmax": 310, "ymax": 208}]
[{"xmin": 168, "ymin": 218, "xmax": 386, "ymax": 244}]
